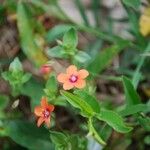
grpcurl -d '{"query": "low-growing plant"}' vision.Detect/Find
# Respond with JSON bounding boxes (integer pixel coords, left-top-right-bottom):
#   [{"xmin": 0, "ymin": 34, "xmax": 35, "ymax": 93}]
[{"xmin": 0, "ymin": 0, "xmax": 150, "ymax": 150}]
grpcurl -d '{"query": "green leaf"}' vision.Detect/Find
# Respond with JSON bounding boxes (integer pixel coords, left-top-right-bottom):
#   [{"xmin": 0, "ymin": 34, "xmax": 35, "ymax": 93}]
[
  {"xmin": 120, "ymin": 104, "xmax": 149, "ymax": 116},
  {"xmin": 44, "ymin": 74, "xmax": 58, "ymax": 99},
  {"xmin": 74, "ymin": 90, "xmax": 100, "ymax": 113},
  {"xmin": 21, "ymin": 73, "xmax": 32, "ymax": 83},
  {"xmin": 74, "ymin": 51, "xmax": 91, "ymax": 63},
  {"xmin": 46, "ymin": 74, "xmax": 57, "ymax": 92},
  {"xmin": 88, "ymin": 118, "xmax": 106, "ymax": 145},
  {"xmin": 50, "ymin": 131, "xmax": 68, "ymax": 149},
  {"xmin": 0, "ymin": 95, "xmax": 9, "ymax": 110},
  {"xmin": 87, "ymin": 43, "xmax": 128, "ymax": 75},
  {"xmin": 122, "ymin": 0, "xmax": 141, "ymax": 9},
  {"xmin": 1, "ymin": 58, "xmax": 31, "ymax": 96},
  {"xmin": 63, "ymin": 28, "xmax": 78, "ymax": 49},
  {"xmin": 9, "ymin": 57, "xmax": 23, "ymax": 72},
  {"xmin": 138, "ymin": 116, "xmax": 150, "ymax": 131},
  {"xmin": 5, "ymin": 120, "xmax": 54, "ymax": 150},
  {"xmin": 96, "ymin": 109, "xmax": 132, "ymax": 133},
  {"xmin": 46, "ymin": 24, "xmax": 73, "ymax": 42},
  {"xmin": 21, "ymin": 78, "xmax": 44, "ymax": 108},
  {"xmin": 50, "ymin": 131, "xmax": 87, "ymax": 150},
  {"xmin": 122, "ymin": 2, "xmax": 146, "ymax": 49},
  {"xmin": 17, "ymin": 1, "xmax": 47, "ymax": 67},
  {"xmin": 122, "ymin": 76, "xmax": 141, "ymax": 106},
  {"xmin": 144, "ymin": 136, "xmax": 150, "ymax": 145},
  {"xmin": 61, "ymin": 91, "xmax": 94, "ymax": 117},
  {"xmin": 46, "ymin": 46, "xmax": 66, "ymax": 58}
]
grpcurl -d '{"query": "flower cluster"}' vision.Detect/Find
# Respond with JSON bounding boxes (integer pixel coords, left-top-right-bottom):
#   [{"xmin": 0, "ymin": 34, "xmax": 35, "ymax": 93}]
[{"xmin": 34, "ymin": 65, "xmax": 89, "ymax": 127}]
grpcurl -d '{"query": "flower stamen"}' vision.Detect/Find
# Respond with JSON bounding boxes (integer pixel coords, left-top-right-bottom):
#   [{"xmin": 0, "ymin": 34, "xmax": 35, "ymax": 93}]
[
  {"xmin": 43, "ymin": 109, "xmax": 50, "ymax": 118},
  {"xmin": 69, "ymin": 75, "xmax": 78, "ymax": 83}
]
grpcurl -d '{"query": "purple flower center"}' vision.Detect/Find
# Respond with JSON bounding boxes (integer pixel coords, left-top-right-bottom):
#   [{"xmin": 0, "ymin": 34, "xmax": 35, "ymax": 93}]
[
  {"xmin": 43, "ymin": 109, "xmax": 50, "ymax": 118},
  {"xmin": 69, "ymin": 75, "xmax": 78, "ymax": 83}
]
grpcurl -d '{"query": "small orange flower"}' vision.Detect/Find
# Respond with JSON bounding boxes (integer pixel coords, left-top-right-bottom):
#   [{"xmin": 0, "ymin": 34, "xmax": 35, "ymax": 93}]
[
  {"xmin": 40, "ymin": 64, "xmax": 52, "ymax": 75},
  {"xmin": 57, "ymin": 65, "xmax": 89, "ymax": 90},
  {"xmin": 34, "ymin": 97, "xmax": 54, "ymax": 128}
]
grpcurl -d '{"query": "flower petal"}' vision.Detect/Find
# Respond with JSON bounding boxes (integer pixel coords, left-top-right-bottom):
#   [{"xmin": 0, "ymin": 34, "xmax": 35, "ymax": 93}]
[
  {"xmin": 41, "ymin": 97, "xmax": 48, "ymax": 107},
  {"xmin": 75, "ymin": 79, "xmax": 86, "ymax": 89},
  {"xmin": 57, "ymin": 73, "xmax": 68, "ymax": 83},
  {"xmin": 63, "ymin": 82, "xmax": 74, "ymax": 90},
  {"xmin": 66, "ymin": 65, "xmax": 77, "ymax": 75},
  {"xmin": 34, "ymin": 106, "xmax": 43, "ymax": 117},
  {"xmin": 78, "ymin": 69, "xmax": 89, "ymax": 79},
  {"xmin": 47, "ymin": 105, "xmax": 55, "ymax": 112},
  {"xmin": 37, "ymin": 117, "xmax": 45, "ymax": 127},
  {"xmin": 45, "ymin": 116, "xmax": 51, "ymax": 128}
]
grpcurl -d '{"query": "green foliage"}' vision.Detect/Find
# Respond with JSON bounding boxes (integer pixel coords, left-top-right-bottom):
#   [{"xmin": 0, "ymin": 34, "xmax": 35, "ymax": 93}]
[
  {"xmin": 63, "ymin": 28, "xmax": 78, "ymax": 50},
  {"xmin": 46, "ymin": 24, "xmax": 73, "ymax": 42},
  {"xmin": 122, "ymin": 76, "xmax": 141, "ymax": 106},
  {"xmin": 96, "ymin": 109, "xmax": 132, "ymax": 133},
  {"xmin": 0, "ymin": 95, "xmax": 9, "ymax": 110},
  {"xmin": 122, "ymin": 0, "xmax": 141, "ymax": 9},
  {"xmin": 61, "ymin": 90, "xmax": 132, "ymax": 138},
  {"xmin": 61, "ymin": 90, "xmax": 94, "ymax": 117},
  {"xmin": 120, "ymin": 104, "xmax": 149, "ymax": 116},
  {"xmin": 21, "ymin": 78, "xmax": 44, "ymax": 108},
  {"xmin": 5, "ymin": 120, "xmax": 54, "ymax": 150},
  {"xmin": 47, "ymin": 46, "xmax": 67, "ymax": 58},
  {"xmin": 47, "ymin": 28, "xmax": 78, "ymax": 56},
  {"xmin": 74, "ymin": 90, "xmax": 100, "ymax": 113},
  {"xmin": 1, "ymin": 0, "xmax": 150, "ymax": 149},
  {"xmin": 17, "ymin": 1, "xmax": 47, "ymax": 67},
  {"xmin": 138, "ymin": 116, "xmax": 150, "ymax": 131},
  {"xmin": 9, "ymin": 57, "xmax": 23, "ymax": 72},
  {"xmin": 44, "ymin": 74, "xmax": 58, "ymax": 100},
  {"xmin": 144, "ymin": 135, "xmax": 150, "ymax": 145},
  {"xmin": 132, "ymin": 43, "xmax": 150, "ymax": 88},
  {"xmin": 87, "ymin": 42, "xmax": 129, "ymax": 75},
  {"xmin": 88, "ymin": 118, "xmax": 106, "ymax": 145},
  {"xmin": 74, "ymin": 0, "xmax": 90, "ymax": 26},
  {"xmin": 2, "ymin": 58, "xmax": 31, "ymax": 96},
  {"xmin": 74, "ymin": 51, "xmax": 91, "ymax": 64},
  {"xmin": 50, "ymin": 131, "xmax": 87, "ymax": 150},
  {"xmin": 47, "ymin": 28, "xmax": 91, "ymax": 64},
  {"xmin": 0, "ymin": 5, "xmax": 5, "ymax": 25}
]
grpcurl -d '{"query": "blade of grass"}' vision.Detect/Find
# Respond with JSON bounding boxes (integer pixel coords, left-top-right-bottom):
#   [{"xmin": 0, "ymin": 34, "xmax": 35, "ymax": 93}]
[
  {"xmin": 87, "ymin": 41, "xmax": 130, "ymax": 75},
  {"xmin": 132, "ymin": 42, "xmax": 150, "ymax": 89},
  {"xmin": 121, "ymin": 1, "xmax": 147, "ymax": 49},
  {"xmin": 91, "ymin": 0, "xmax": 100, "ymax": 27},
  {"xmin": 30, "ymin": 0, "xmax": 68, "ymax": 21},
  {"xmin": 74, "ymin": 0, "xmax": 90, "ymax": 26},
  {"xmin": 30, "ymin": 0, "xmax": 135, "ymax": 45},
  {"xmin": 17, "ymin": 1, "xmax": 48, "ymax": 67}
]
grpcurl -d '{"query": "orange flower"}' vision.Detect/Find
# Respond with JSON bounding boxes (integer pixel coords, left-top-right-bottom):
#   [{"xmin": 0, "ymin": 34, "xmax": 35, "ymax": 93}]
[
  {"xmin": 40, "ymin": 64, "xmax": 52, "ymax": 75},
  {"xmin": 34, "ymin": 97, "xmax": 54, "ymax": 128},
  {"xmin": 57, "ymin": 65, "xmax": 89, "ymax": 90}
]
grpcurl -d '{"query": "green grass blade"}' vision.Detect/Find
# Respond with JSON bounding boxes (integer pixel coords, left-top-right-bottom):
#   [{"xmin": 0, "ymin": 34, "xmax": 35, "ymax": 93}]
[
  {"xmin": 132, "ymin": 42, "xmax": 150, "ymax": 88},
  {"xmin": 91, "ymin": 0, "xmax": 100, "ymax": 27},
  {"xmin": 74, "ymin": 0, "xmax": 90, "ymax": 26}
]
